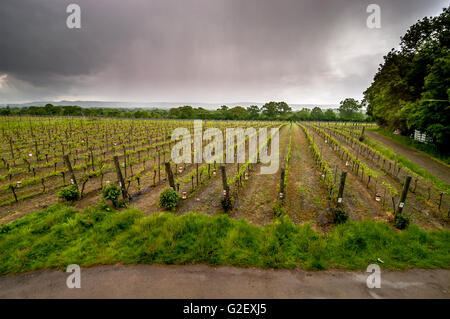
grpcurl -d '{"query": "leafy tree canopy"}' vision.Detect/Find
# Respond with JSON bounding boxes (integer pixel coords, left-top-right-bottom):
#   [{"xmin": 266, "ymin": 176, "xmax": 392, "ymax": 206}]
[
  {"xmin": 364, "ymin": 6, "xmax": 450, "ymax": 151},
  {"xmin": 338, "ymin": 98, "xmax": 363, "ymax": 121}
]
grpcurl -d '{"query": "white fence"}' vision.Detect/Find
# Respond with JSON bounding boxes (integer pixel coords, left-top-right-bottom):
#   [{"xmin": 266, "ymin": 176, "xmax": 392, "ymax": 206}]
[{"xmin": 413, "ymin": 130, "xmax": 432, "ymax": 143}]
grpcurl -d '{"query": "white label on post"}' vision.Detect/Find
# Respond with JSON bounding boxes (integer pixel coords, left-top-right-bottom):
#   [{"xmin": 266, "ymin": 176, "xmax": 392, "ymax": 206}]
[
  {"xmin": 338, "ymin": 198, "xmax": 342, "ymax": 203},
  {"xmin": 399, "ymin": 202, "xmax": 404, "ymax": 208}
]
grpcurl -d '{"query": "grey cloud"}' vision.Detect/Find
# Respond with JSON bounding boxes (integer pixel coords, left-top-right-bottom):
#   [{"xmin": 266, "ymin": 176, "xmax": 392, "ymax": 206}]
[{"xmin": 0, "ymin": 0, "xmax": 448, "ymax": 104}]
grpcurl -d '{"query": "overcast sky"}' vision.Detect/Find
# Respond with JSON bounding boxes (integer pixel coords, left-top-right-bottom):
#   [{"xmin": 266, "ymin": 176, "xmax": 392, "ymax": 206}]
[{"xmin": 0, "ymin": 0, "xmax": 448, "ymax": 105}]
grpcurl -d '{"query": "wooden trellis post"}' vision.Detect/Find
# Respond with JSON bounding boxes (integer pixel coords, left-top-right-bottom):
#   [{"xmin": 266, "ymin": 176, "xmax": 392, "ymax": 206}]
[
  {"xmin": 395, "ymin": 175, "xmax": 412, "ymax": 216},
  {"xmin": 113, "ymin": 155, "xmax": 129, "ymax": 200},
  {"xmin": 158, "ymin": 149, "xmax": 161, "ymax": 183},
  {"xmin": 196, "ymin": 163, "xmax": 199, "ymax": 186},
  {"xmin": 221, "ymin": 164, "xmax": 230, "ymax": 201},
  {"xmin": 164, "ymin": 162, "xmax": 175, "ymax": 190},
  {"xmin": 337, "ymin": 171, "xmax": 347, "ymax": 205},
  {"xmin": 122, "ymin": 146, "xmax": 127, "ymax": 178},
  {"xmin": 279, "ymin": 168, "xmax": 286, "ymax": 200},
  {"xmin": 63, "ymin": 154, "xmax": 78, "ymax": 191}
]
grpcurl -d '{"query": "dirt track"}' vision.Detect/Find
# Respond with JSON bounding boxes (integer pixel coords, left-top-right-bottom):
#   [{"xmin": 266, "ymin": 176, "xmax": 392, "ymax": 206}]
[
  {"xmin": 0, "ymin": 265, "xmax": 448, "ymax": 299},
  {"xmin": 285, "ymin": 125, "xmax": 328, "ymax": 227},
  {"xmin": 366, "ymin": 131, "xmax": 450, "ymax": 184}
]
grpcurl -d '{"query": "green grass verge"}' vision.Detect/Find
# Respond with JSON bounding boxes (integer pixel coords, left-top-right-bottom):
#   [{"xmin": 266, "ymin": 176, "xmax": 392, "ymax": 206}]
[
  {"xmin": 0, "ymin": 203, "xmax": 449, "ymax": 275},
  {"xmin": 368, "ymin": 128, "xmax": 450, "ymax": 166},
  {"xmin": 363, "ymin": 132, "xmax": 450, "ymax": 193}
]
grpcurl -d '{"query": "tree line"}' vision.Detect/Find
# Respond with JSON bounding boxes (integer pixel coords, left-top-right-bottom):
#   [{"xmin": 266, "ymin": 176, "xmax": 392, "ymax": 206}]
[
  {"xmin": 0, "ymin": 100, "xmax": 368, "ymax": 122},
  {"xmin": 363, "ymin": 6, "xmax": 449, "ymax": 151}
]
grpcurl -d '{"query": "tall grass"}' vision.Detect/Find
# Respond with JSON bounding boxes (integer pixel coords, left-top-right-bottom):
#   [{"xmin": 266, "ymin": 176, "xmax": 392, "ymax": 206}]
[{"xmin": 0, "ymin": 203, "xmax": 449, "ymax": 275}]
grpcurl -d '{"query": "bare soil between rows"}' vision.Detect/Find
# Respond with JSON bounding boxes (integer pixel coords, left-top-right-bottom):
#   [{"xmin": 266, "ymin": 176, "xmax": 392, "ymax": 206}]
[
  {"xmin": 327, "ymin": 127, "xmax": 446, "ymax": 229},
  {"xmin": 230, "ymin": 125, "xmax": 290, "ymax": 226},
  {"xmin": 307, "ymin": 125, "xmax": 386, "ymax": 222},
  {"xmin": 285, "ymin": 124, "xmax": 329, "ymax": 229}
]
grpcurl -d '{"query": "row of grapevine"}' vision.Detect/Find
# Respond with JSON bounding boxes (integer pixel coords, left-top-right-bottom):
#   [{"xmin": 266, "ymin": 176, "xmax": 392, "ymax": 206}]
[
  {"xmin": 174, "ymin": 122, "xmax": 278, "ymax": 198},
  {"xmin": 1, "ymin": 118, "xmax": 279, "ymax": 206},
  {"xmin": 297, "ymin": 123, "xmax": 336, "ymax": 200},
  {"xmin": 226, "ymin": 123, "xmax": 284, "ymax": 190},
  {"xmin": 323, "ymin": 124, "xmax": 448, "ymax": 212},
  {"xmin": 307, "ymin": 123, "xmax": 400, "ymax": 211}
]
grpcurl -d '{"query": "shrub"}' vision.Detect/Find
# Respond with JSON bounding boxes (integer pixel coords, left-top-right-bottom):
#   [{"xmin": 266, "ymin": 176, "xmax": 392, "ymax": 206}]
[
  {"xmin": 114, "ymin": 199, "xmax": 127, "ymax": 208},
  {"xmin": 394, "ymin": 214, "xmax": 410, "ymax": 230},
  {"xmin": 57, "ymin": 185, "xmax": 80, "ymax": 201},
  {"xmin": 310, "ymin": 257, "xmax": 327, "ymax": 270},
  {"xmin": 272, "ymin": 201, "xmax": 286, "ymax": 217},
  {"xmin": 158, "ymin": 188, "xmax": 180, "ymax": 210},
  {"xmin": 333, "ymin": 206, "xmax": 349, "ymax": 224},
  {"xmin": 221, "ymin": 196, "xmax": 233, "ymax": 212},
  {"xmin": 102, "ymin": 183, "xmax": 122, "ymax": 207},
  {"xmin": 0, "ymin": 223, "xmax": 12, "ymax": 234}
]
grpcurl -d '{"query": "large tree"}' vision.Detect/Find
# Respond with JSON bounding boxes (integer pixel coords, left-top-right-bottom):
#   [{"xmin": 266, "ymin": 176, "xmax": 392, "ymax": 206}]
[
  {"xmin": 338, "ymin": 98, "xmax": 362, "ymax": 121},
  {"xmin": 310, "ymin": 107, "xmax": 324, "ymax": 121},
  {"xmin": 324, "ymin": 109, "xmax": 337, "ymax": 121},
  {"xmin": 261, "ymin": 101, "xmax": 279, "ymax": 118},
  {"xmin": 295, "ymin": 108, "xmax": 310, "ymax": 121},
  {"xmin": 261, "ymin": 101, "xmax": 291, "ymax": 119},
  {"xmin": 276, "ymin": 101, "xmax": 292, "ymax": 116},
  {"xmin": 247, "ymin": 105, "xmax": 260, "ymax": 120},
  {"xmin": 364, "ymin": 6, "xmax": 450, "ymax": 149},
  {"xmin": 228, "ymin": 106, "xmax": 247, "ymax": 120}
]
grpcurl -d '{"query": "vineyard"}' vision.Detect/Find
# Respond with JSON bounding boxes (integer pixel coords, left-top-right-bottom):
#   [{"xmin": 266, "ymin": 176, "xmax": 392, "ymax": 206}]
[{"xmin": 0, "ymin": 116, "xmax": 448, "ymax": 231}]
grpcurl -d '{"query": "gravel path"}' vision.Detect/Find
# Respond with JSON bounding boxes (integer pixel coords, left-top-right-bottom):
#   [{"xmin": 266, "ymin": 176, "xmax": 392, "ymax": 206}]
[
  {"xmin": 366, "ymin": 131, "xmax": 450, "ymax": 184},
  {"xmin": 0, "ymin": 265, "xmax": 448, "ymax": 299}
]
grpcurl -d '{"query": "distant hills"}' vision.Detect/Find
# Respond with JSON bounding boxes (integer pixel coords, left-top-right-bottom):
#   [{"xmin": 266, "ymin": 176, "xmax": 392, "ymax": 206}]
[{"xmin": 1, "ymin": 100, "xmax": 339, "ymax": 111}]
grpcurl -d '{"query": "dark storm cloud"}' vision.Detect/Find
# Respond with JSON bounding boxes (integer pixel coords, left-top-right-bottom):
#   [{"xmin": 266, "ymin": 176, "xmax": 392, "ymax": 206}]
[{"xmin": 0, "ymin": 0, "xmax": 448, "ymax": 104}]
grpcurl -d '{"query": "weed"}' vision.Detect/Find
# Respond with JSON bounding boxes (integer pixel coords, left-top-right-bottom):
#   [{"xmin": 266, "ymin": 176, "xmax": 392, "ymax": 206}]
[
  {"xmin": 221, "ymin": 196, "xmax": 233, "ymax": 212},
  {"xmin": 394, "ymin": 214, "xmax": 411, "ymax": 230},
  {"xmin": 158, "ymin": 188, "xmax": 181, "ymax": 211},
  {"xmin": 333, "ymin": 206, "xmax": 349, "ymax": 224},
  {"xmin": 57, "ymin": 185, "xmax": 80, "ymax": 202},
  {"xmin": 102, "ymin": 183, "xmax": 122, "ymax": 207}
]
